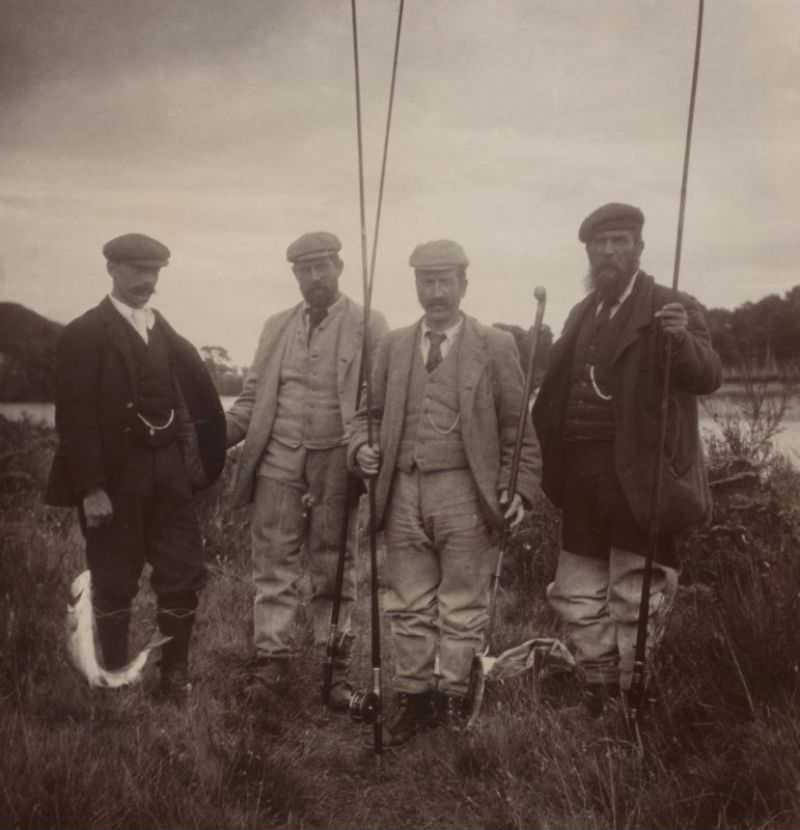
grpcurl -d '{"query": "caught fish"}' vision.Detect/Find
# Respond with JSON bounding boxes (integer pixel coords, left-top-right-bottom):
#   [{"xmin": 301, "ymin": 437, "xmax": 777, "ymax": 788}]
[
  {"xmin": 466, "ymin": 637, "xmax": 575, "ymax": 729},
  {"xmin": 66, "ymin": 570, "xmax": 171, "ymax": 688}
]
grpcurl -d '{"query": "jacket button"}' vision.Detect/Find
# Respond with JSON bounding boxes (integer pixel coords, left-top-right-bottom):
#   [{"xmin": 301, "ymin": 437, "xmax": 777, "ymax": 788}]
[
  {"xmin": 123, "ymin": 427, "xmax": 131, "ymax": 434},
  {"xmin": 126, "ymin": 402, "xmax": 134, "ymax": 409}
]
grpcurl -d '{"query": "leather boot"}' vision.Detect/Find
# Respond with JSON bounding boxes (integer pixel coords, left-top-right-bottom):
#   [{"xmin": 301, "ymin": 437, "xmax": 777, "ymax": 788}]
[
  {"xmin": 323, "ymin": 632, "xmax": 355, "ymax": 713},
  {"xmin": 385, "ymin": 691, "xmax": 437, "ymax": 747},
  {"xmin": 156, "ymin": 593, "xmax": 197, "ymax": 703},
  {"xmin": 437, "ymin": 692, "xmax": 468, "ymax": 731},
  {"xmin": 93, "ymin": 600, "xmax": 131, "ymax": 671}
]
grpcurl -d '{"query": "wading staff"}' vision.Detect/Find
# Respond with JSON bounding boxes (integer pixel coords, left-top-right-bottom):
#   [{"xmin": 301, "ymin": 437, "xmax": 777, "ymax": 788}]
[
  {"xmin": 322, "ymin": 0, "xmax": 405, "ymax": 713},
  {"xmin": 629, "ymin": 0, "xmax": 705, "ymax": 719},
  {"xmin": 467, "ymin": 287, "xmax": 547, "ymax": 725}
]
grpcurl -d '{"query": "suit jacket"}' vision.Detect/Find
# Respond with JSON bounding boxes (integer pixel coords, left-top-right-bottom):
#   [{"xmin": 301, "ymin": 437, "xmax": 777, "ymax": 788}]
[
  {"xmin": 226, "ymin": 294, "xmax": 389, "ymax": 508},
  {"xmin": 45, "ymin": 297, "xmax": 226, "ymax": 506},
  {"xmin": 532, "ymin": 271, "xmax": 722, "ymax": 535},
  {"xmin": 349, "ymin": 315, "xmax": 541, "ymax": 531}
]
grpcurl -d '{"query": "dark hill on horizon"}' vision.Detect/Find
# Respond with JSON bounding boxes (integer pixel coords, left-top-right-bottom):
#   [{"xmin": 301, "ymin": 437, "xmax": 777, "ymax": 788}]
[{"xmin": 0, "ymin": 303, "xmax": 63, "ymax": 402}]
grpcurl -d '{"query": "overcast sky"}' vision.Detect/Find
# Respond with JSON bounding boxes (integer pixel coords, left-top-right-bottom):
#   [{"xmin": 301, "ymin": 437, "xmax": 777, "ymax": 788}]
[{"xmin": 1, "ymin": 0, "xmax": 797, "ymax": 365}]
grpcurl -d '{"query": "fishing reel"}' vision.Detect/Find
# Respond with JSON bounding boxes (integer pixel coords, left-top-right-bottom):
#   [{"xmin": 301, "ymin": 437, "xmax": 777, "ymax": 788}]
[{"xmin": 347, "ymin": 688, "xmax": 380, "ymax": 724}]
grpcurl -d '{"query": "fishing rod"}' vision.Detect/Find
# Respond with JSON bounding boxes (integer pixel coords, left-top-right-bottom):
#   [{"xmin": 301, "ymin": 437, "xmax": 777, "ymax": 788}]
[
  {"xmin": 629, "ymin": 0, "xmax": 705, "ymax": 719},
  {"xmin": 468, "ymin": 286, "xmax": 546, "ymax": 726},
  {"xmin": 322, "ymin": 0, "xmax": 405, "ymax": 716}
]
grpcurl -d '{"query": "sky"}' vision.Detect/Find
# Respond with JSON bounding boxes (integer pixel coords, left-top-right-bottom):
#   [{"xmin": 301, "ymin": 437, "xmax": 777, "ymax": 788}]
[{"xmin": 1, "ymin": 0, "xmax": 798, "ymax": 365}]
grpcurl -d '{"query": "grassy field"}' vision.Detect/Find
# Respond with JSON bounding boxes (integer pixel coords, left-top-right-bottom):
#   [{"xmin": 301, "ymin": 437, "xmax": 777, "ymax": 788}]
[{"xmin": 2, "ymin": 414, "xmax": 800, "ymax": 830}]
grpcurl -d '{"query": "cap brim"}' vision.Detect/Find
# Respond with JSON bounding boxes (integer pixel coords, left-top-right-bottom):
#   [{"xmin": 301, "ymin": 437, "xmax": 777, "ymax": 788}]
[{"xmin": 292, "ymin": 250, "xmax": 338, "ymax": 263}]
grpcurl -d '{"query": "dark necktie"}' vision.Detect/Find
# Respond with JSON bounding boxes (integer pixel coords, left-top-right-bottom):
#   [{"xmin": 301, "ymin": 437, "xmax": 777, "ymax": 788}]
[
  {"xmin": 594, "ymin": 301, "xmax": 613, "ymax": 331},
  {"xmin": 426, "ymin": 331, "xmax": 446, "ymax": 373},
  {"xmin": 306, "ymin": 307, "xmax": 328, "ymax": 341}
]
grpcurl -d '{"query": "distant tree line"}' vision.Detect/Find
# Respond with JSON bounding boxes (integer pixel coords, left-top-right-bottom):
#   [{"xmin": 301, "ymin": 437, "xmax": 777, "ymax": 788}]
[
  {"xmin": 3, "ymin": 289, "xmax": 800, "ymax": 402},
  {"xmin": 706, "ymin": 286, "xmax": 800, "ymax": 374}
]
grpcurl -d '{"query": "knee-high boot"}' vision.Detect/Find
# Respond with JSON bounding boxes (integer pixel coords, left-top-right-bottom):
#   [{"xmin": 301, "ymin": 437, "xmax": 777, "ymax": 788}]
[
  {"xmin": 93, "ymin": 598, "xmax": 131, "ymax": 671},
  {"xmin": 157, "ymin": 591, "xmax": 198, "ymax": 699}
]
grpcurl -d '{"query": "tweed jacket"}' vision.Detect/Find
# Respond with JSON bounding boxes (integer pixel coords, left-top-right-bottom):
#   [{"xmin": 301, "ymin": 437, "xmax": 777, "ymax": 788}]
[
  {"xmin": 532, "ymin": 271, "xmax": 722, "ymax": 536},
  {"xmin": 46, "ymin": 297, "xmax": 226, "ymax": 507},
  {"xmin": 349, "ymin": 315, "xmax": 541, "ymax": 531},
  {"xmin": 226, "ymin": 294, "xmax": 389, "ymax": 508}
]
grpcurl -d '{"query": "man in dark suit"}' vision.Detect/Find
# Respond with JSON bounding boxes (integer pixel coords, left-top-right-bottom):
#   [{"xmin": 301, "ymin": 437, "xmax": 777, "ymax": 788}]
[
  {"xmin": 532, "ymin": 203, "xmax": 722, "ymax": 713},
  {"xmin": 46, "ymin": 233, "xmax": 226, "ymax": 700},
  {"xmin": 351, "ymin": 239, "xmax": 540, "ymax": 744}
]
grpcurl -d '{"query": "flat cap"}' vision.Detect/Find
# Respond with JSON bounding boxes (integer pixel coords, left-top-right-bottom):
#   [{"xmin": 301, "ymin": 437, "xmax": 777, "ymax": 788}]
[
  {"xmin": 409, "ymin": 239, "xmax": 469, "ymax": 271},
  {"xmin": 578, "ymin": 203, "xmax": 644, "ymax": 244},
  {"xmin": 286, "ymin": 231, "xmax": 342, "ymax": 263},
  {"xmin": 102, "ymin": 233, "xmax": 171, "ymax": 266}
]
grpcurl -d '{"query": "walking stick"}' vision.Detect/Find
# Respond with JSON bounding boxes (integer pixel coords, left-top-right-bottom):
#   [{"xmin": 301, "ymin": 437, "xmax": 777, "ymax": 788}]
[
  {"xmin": 466, "ymin": 287, "xmax": 547, "ymax": 727},
  {"xmin": 323, "ymin": 0, "xmax": 405, "ymax": 716},
  {"xmin": 628, "ymin": 0, "xmax": 705, "ymax": 718}
]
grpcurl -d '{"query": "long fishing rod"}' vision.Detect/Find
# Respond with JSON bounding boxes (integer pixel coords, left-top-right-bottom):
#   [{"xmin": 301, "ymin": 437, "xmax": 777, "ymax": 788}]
[
  {"xmin": 629, "ymin": 0, "xmax": 705, "ymax": 718},
  {"xmin": 322, "ymin": 0, "xmax": 405, "ymax": 718},
  {"xmin": 484, "ymin": 288, "xmax": 546, "ymax": 651}
]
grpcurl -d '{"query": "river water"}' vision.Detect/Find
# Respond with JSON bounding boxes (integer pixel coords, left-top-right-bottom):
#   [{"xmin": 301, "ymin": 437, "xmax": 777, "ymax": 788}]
[{"xmin": 3, "ymin": 394, "xmax": 799, "ymax": 462}]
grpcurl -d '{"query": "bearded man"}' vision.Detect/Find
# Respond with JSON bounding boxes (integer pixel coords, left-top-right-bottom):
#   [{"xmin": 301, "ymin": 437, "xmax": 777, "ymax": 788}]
[
  {"xmin": 226, "ymin": 231, "xmax": 388, "ymax": 709},
  {"xmin": 532, "ymin": 203, "xmax": 722, "ymax": 713}
]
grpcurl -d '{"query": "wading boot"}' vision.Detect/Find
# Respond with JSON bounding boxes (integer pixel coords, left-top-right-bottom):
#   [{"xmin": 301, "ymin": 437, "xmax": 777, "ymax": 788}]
[
  {"xmin": 156, "ymin": 595, "xmax": 197, "ymax": 704},
  {"xmin": 323, "ymin": 632, "xmax": 355, "ymax": 713},
  {"xmin": 384, "ymin": 691, "xmax": 438, "ymax": 748}
]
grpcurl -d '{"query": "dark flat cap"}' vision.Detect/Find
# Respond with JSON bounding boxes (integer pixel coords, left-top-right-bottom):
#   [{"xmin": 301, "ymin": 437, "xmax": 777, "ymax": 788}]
[
  {"xmin": 286, "ymin": 231, "xmax": 342, "ymax": 263},
  {"xmin": 578, "ymin": 203, "xmax": 644, "ymax": 243},
  {"xmin": 409, "ymin": 239, "xmax": 469, "ymax": 271},
  {"xmin": 102, "ymin": 233, "xmax": 171, "ymax": 266}
]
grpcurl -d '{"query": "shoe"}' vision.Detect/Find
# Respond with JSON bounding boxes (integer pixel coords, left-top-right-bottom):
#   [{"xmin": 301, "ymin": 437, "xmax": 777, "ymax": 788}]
[
  {"xmin": 249, "ymin": 656, "xmax": 292, "ymax": 696},
  {"xmin": 437, "ymin": 692, "xmax": 467, "ymax": 731},
  {"xmin": 384, "ymin": 691, "xmax": 437, "ymax": 747},
  {"xmin": 321, "ymin": 633, "xmax": 355, "ymax": 713},
  {"xmin": 582, "ymin": 681, "xmax": 620, "ymax": 717},
  {"xmin": 538, "ymin": 667, "xmax": 582, "ymax": 709}
]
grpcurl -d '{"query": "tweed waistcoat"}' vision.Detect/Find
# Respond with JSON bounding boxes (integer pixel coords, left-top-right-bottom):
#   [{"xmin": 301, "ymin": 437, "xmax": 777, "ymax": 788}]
[
  {"xmin": 397, "ymin": 333, "xmax": 467, "ymax": 472},
  {"xmin": 271, "ymin": 304, "xmax": 345, "ymax": 450},
  {"xmin": 123, "ymin": 318, "xmax": 175, "ymax": 421},
  {"xmin": 564, "ymin": 291, "xmax": 636, "ymax": 441}
]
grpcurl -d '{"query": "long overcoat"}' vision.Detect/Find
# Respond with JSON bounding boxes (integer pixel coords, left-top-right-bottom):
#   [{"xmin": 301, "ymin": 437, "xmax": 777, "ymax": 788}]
[
  {"xmin": 226, "ymin": 295, "xmax": 389, "ymax": 508},
  {"xmin": 349, "ymin": 315, "xmax": 541, "ymax": 531},
  {"xmin": 532, "ymin": 271, "xmax": 722, "ymax": 536},
  {"xmin": 46, "ymin": 297, "xmax": 226, "ymax": 506}
]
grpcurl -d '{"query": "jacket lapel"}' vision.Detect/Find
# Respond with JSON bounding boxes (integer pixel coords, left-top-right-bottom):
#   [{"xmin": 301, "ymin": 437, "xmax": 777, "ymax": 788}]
[
  {"xmin": 457, "ymin": 316, "xmax": 488, "ymax": 432},
  {"xmin": 98, "ymin": 296, "xmax": 138, "ymax": 389},
  {"xmin": 336, "ymin": 297, "xmax": 364, "ymax": 390},
  {"xmin": 612, "ymin": 272, "xmax": 655, "ymax": 364}
]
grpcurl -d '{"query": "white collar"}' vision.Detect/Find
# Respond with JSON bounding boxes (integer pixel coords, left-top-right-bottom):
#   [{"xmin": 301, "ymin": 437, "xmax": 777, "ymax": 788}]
[
  {"xmin": 421, "ymin": 313, "xmax": 463, "ymax": 342},
  {"xmin": 108, "ymin": 293, "xmax": 154, "ymax": 327}
]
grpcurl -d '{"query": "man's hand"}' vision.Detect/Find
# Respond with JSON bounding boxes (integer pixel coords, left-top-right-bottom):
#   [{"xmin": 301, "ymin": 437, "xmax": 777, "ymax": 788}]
[
  {"xmin": 654, "ymin": 302, "xmax": 689, "ymax": 340},
  {"xmin": 499, "ymin": 490, "xmax": 525, "ymax": 529},
  {"xmin": 356, "ymin": 443, "xmax": 382, "ymax": 477},
  {"xmin": 82, "ymin": 486, "xmax": 113, "ymax": 528}
]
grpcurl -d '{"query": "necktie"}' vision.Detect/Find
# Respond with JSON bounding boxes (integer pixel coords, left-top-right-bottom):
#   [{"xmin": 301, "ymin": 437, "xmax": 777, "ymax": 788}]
[
  {"xmin": 306, "ymin": 307, "xmax": 328, "ymax": 341},
  {"xmin": 594, "ymin": 301, "xmax": 613, "ymax": 331},
  {"xmin": 131, "ymin": 308, "xmax": 149, "ymax": 343},
  {"xmin": 426, "ymin": 332, "xmax": 446, "ymax": 373}
]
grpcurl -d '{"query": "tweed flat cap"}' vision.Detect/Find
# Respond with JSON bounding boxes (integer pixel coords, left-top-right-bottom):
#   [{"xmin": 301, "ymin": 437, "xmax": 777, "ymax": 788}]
[
  {"xmin": 578, "ymin": 203, "xmax": 644, "ymax": 243},
  {"xmin": 408, "ymin": 239, "xmax": 469, "ymax": 271},
  {"xmin": 102, "ymin": 233, "xmax": 171, "ymax": 266},
  {"xmin": 286, "ymin": 231, "xmax": 342, "ymax": 263}
]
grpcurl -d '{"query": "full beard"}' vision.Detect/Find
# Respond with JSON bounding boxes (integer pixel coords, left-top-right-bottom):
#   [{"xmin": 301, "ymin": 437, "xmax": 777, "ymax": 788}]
[{"xmin": 584, "ymin": 262, "xmax": 637, "ymax": 303}]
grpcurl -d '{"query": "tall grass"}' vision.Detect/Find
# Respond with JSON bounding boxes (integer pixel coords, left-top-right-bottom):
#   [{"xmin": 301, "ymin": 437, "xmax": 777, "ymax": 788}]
[{"xmin": 2, "ymin": 411, "xmax": 800, "ymax": 829}]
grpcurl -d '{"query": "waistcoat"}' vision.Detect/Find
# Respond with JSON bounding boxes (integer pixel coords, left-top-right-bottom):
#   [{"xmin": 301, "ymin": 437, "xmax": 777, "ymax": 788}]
[
  {"xmin": 271, "ymin": 303, "xmax": 345, "ymax": 449},
  {"xmin": 397, "ymin": 332, "xmax": 467, "ymax": 472}
]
